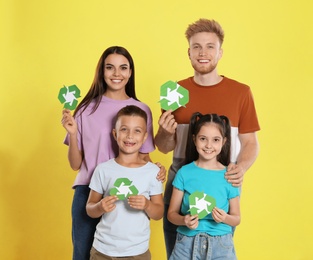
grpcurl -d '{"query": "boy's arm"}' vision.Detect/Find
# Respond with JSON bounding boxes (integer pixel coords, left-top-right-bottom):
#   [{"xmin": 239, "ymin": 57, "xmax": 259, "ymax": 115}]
[
  {"xmin": 86, "ymin": 190, "xmax": 118, "ymax": 218},
  {"xmin": 128, "ymin": 194, "xmax": 164, "ymax": 220}
]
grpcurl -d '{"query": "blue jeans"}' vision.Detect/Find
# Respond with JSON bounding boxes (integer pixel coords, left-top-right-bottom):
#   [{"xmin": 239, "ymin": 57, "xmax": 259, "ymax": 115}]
[
  {"xmin": 72, "ymin": 185, "xmax": 101, "ymax": 260},
  {"xmin": 169, "ymin": 233, "xmax": 236, "ymax": 260},
  {"xmin": 163, "ymin": 204, "xmax": 178, "ymax": 259}
]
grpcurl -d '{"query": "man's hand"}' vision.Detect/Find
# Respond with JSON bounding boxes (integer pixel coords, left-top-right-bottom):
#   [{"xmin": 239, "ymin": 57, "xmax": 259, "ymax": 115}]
[
  {"xmin": 225, "ymin": 163, "xmax": 245, "ymax": 187},
  {"xmin": 158, "ymin": 110, "xmax": 177, "ymax": 135}
]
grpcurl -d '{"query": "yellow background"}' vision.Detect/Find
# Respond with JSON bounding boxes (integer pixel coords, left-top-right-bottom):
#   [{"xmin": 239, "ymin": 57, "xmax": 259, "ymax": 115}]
[{"xmin": 1, "ymin": 0, "xmax": 312, "ymax": 259}]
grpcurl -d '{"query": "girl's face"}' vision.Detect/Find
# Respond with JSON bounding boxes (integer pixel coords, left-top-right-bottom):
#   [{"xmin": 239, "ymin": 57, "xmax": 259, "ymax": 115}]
[
  {"xmin": 113, "ymin": 115, "xmax": 147, "ymax": 155},
  {"xmin": 193, "ymin": 123, "xmax": 225, "ymax": 163},
  {"xmin": 104, "ymin": 53, "xmax": 132, "ymax": 92}
]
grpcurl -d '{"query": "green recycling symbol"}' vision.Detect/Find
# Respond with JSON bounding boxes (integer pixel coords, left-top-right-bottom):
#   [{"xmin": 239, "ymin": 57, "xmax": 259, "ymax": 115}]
[
  {"xmin": 159, "ymin": 80, "xmax": 189, "ymax": 111},
  {"xmin": 109, "ymin": 178, "xmax": 139, "ymax": 200},
  {"xmin": 189, "ymin": 191, "xmax": 216, "ymax": 219},
  {"xmin": 58, "ymin": 85, "xmax": 81, "ymax": 110}
]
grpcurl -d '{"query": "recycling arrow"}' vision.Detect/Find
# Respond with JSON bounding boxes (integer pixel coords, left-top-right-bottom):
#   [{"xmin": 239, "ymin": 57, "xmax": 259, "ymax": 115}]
[
  {"xmin": 109, "ymin": 177, "xmax": 139, "ymax": 200},
  {"xmin": 159, "ymin": 80, "xmax": 189, "ymax": 111},
  {"xmin": 189, "ymin": 191, "xmax": 216, "ymax": 219},
  {"xmin": 58, "ymin": 84, "xmax": 81, "ymax": 110}
]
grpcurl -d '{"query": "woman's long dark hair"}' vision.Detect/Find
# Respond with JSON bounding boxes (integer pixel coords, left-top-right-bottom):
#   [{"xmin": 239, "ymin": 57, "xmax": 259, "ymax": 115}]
[
  {"xmin": 185, "ymin": 112, "xmax": 231, "ymax": 166},
  {"xmin": 74, "ymin": 46, "xmax": 138, "ymax": 116}
]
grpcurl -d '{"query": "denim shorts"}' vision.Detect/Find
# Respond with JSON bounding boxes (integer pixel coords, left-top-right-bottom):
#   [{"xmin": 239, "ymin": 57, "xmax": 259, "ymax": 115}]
[{"xmin": 169, "ymin": 232, "xmax": 236, "ymax": 260}]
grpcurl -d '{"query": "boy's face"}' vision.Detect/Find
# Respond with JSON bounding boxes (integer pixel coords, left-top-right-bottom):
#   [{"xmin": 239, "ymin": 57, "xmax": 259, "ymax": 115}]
[
  {"xmin": 113, "ymin": 115, "xmax": 147, "ymax": 155},
  {"xmin": 188, "ymin": 32, "xmax": 223, "ymax": 75}
]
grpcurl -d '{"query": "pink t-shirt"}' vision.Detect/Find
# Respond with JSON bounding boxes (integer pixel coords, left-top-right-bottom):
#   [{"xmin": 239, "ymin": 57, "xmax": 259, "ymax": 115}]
[{"xmin": 64, "ymin": 96, "xmax": 155, "ymax": 187}]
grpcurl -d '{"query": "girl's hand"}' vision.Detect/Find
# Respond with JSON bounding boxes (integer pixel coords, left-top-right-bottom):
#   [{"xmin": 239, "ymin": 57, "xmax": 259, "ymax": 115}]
[
  {"xmin": 184, "ymin": 214, "xmax": 199, "ymax": 230},
  {"xmin": 61, "ymin": 109, "xmax": 77, "ymax": 135},
  {"xmin": 155, "ymin": 162, "xmax": 167, "ymax": 183},
  {"xmin": 128, "ymin": 195, "xmax": 148, "ymax": 210},
  {"xmin": 212, "ymin": 207, "xmax": 227, "ymax": 223},
  {"xmin": 100, "ymin": 196, "xmax": 118, "ymax": 213}
]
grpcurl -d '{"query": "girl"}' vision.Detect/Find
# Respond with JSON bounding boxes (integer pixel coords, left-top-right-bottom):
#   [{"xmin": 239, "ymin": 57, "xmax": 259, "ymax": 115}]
[
  {"xmin": 167, "ymin": 113, "xmax": 240, "ymax": 260},
  {"xmin": 61, "ymin": 46, "xmax": 165, "ymax": 260}
]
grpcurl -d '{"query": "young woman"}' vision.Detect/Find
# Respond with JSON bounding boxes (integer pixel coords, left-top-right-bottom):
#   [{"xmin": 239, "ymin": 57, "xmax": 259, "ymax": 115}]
[
  {"xmin": 168, "ymin": 113, "xmax": 240, "ymax": 260},
  {"xmin": 61, "ymin": 46, "xmax": 165, "ymax": 260}
]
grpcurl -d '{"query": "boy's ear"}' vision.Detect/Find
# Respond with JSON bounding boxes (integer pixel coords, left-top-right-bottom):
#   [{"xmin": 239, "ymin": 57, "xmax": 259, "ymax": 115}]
[
  {"xmin": 143, "ymin": 132, "xmax": 148, "ymax": 143},
  {"xmin": 112, "ymin": 129, "xmax": 117, "ymax": 140}
]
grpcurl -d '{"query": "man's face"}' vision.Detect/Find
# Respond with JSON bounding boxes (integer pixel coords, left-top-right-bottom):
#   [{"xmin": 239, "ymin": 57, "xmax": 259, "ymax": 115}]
[{"xmin": 188, "ymin": 32, "xmax": 223, "ymax": 75}]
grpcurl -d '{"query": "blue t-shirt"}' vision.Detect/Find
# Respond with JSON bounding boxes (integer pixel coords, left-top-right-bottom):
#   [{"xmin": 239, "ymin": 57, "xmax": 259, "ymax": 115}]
[{"xmin": 172, "ymin": 162, "xmax": 239, "ymax": 236}]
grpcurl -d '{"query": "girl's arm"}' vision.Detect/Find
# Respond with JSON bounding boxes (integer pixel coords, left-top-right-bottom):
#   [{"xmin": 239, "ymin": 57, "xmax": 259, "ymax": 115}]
[
  {"xmin": 128, "ymin": 194, "xmax": 164, "ymax": 220},
  {"xmin": 168, "ymin": 187, "xmax": 199, "ymax": 229},
  {"xmin": 212, "ymin": 196, "xmax": 241, "ymax": 227},
  {"xmin": 62, "ymin": 109, "xmax": 83, "ymax": 170},
  {"xmin": 86, "ymin": 190, "xmax": 118, "ymax": 218}
]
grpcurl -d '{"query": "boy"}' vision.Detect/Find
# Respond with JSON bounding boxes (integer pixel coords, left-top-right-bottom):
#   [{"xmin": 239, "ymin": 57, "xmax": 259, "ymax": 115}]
[{"xmin": 87, "ymin": 105, "xmax": 164, "ymax": 260}]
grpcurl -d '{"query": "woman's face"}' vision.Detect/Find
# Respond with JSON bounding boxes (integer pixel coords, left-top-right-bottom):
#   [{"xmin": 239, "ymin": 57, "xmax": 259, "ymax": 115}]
[{"xmin": 104, "ymin": 53, "xmax": 132, "ymax": 92}]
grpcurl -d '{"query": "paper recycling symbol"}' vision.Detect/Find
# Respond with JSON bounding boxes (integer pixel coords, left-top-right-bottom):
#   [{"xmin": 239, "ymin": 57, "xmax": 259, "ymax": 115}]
[
  {"xmin": 58, "ymin": 85, "xmax": 81, "ymax": 110},
  {"xmin": 159, "ymin": 81, "xmax": 189, "ymax": 111},
  {"xmin": 189, "ymin": 191, "xmax": 216, "ymax": 219},
  {"xmin": 109, "ymin": 178, "xmax": 139, "ymax": 200}
]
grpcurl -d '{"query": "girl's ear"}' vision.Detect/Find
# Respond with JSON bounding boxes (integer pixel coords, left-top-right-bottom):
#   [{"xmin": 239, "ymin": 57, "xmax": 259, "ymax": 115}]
[
  {"xmin": 222, "ymin": 137, "xmax": 227, "ymax": 146},
  {"xmin": 192, "ymin": 134, "xmax": 196, "ymax": 144},
  {"xmin": 112, "ymin": 129, "xmax": 117, "ymax": 141}
]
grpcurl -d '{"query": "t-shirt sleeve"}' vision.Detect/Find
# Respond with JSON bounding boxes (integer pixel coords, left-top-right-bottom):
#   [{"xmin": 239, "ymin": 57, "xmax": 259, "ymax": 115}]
[
  {"xmin": 228, "ymin": 184, "xmax": 240, "ymax": 200},
  {"xmin": 238, "ymin": 88, "xmax": 260, "ymax": 134},
  {"xmin": 172, "ymin": 169, "xmax": 184, "ymax": 191},
  {"xmin": 89, "ymin": 165, "xmax": 104, "ymax": 194},
  {"xmin": 147, "ymin": 164, "xmax": 163, "ymax": 196}
]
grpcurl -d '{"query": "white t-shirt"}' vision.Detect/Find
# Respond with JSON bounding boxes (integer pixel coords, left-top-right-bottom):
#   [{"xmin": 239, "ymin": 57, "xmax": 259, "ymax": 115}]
[{"xmin": 89, "ymin": 159, "xmax": 163, "ymax": 257}]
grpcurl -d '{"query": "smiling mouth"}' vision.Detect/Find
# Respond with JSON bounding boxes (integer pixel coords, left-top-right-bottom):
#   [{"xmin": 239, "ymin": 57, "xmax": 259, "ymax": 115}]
[
  {"xmin": 198, "ymin": 59, "xmax": 209, "ymax": 63},
  {"xmin": 124, "ymin": 141, "xmax": 135, "ymax": 146},
  {"xmin": 111, "ymin": 79, "xmax": 123, "ymax": 83}
]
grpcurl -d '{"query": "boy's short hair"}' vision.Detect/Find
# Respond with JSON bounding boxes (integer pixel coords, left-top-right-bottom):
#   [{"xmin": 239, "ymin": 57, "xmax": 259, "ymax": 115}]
[
  {"xmin": 185, "ymin": 18, "xmax": 224, "ymax": 46},
  {"xmin": 116, "ymin": 105, "xmax": 147, "ymax": 125}
]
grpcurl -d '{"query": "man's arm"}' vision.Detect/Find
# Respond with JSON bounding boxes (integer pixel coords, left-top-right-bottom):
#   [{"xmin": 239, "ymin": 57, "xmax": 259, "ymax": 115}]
[
  {"xmin": 225, "ymin": 132, "xmax": 259, "ymax": 186},
  {"xmin": 154, "ymin": 110, "xmax": 177, "ymax": 154}
]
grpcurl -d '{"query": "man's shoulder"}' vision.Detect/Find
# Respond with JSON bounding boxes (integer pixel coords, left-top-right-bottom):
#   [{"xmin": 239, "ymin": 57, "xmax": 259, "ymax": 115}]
[
  {"xmin": 222, "ymin": 76, "xmax": 250, "ymax": 90},
  {"xmin": 177, "ymin": 77, "xmax": 192, "ymax": 85}
]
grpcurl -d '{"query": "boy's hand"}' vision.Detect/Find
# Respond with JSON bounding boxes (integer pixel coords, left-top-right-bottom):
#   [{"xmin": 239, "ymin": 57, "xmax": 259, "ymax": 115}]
[
  {"xmin": 100, "ymin": 196, "xmax": 118, "ymax": 213},
  {"xmin": 128, "ymin": 195, "xmax": 148, "ymax": 210}
]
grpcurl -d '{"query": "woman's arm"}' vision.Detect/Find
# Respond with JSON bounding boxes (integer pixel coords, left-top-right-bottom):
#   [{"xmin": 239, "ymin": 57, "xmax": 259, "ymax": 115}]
[
  {"xmin": 139, "ymin": 153, "xmax": 167, "ymax": 183},
  {"xmin": 62, "ymin": 109, "xmax": 83, "ymax": 170}
]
